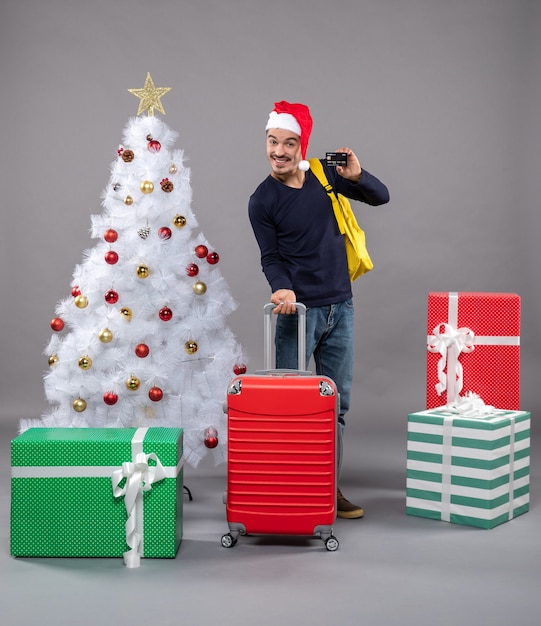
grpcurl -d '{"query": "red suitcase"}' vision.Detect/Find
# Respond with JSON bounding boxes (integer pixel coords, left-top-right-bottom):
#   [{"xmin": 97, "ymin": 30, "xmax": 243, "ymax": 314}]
[{"xmin": 221, "ymin": 303, "xmax": 339, "ymax": 551}]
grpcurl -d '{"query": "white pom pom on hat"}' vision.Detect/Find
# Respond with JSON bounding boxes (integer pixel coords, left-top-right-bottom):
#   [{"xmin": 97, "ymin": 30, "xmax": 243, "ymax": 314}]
[{"xmin": 265, "ymin": 101, "xmax": 313, "ymax": 171}]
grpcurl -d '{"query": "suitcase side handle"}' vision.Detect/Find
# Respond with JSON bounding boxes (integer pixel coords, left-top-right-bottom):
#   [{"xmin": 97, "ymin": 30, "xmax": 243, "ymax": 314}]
[{"xmin": 263, "ymin": 302, "xmax": 307, "ymax": 371}]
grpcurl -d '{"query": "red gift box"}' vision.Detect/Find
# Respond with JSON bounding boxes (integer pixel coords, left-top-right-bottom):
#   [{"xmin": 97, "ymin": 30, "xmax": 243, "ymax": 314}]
[{"xmin": 426, "ymin": 292, "xmax": 520, "ymax": 409}]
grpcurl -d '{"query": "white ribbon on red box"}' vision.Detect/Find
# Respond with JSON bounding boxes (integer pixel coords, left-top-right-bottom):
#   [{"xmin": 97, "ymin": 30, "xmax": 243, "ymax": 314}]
[{"xmin": 427, "ymin": 292, "xmax": 520, "ymax": 403}]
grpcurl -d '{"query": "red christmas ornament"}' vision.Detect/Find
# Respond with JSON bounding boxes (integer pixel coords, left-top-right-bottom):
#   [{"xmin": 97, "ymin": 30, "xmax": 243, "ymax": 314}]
[
  {"xmin": 50, "ymin": 317, "xmax": 64, "ymax": 332},
  {"xmin": 71, "ymin": 286, "xmax": 81, "ymax": 297},
  {"xmin": 186, "ymin": 263, "xmax": 199, "ymax": 277},
  {"xmin": 159, "ymin": 307, "xmax": 173, "ymax": 321},
  {"xmin": 158, "ymin": 226, "xmax": 172, "ymax": 240},
  {"xmin": 148, "ymin": 139, "xmax": 161, "ymax": 153},
  {"xmin": 233, "ymin": 363, "xmax": 247, "ymax": 375},
  {"xmin": 104, "ymin": 289, "xmax": 119, "ymax": 304},
  {"xmin": 105, "ymin": 250, "xmax": 119, "ymax": 265},
  {"xmin": 204, "ymin": 426, "xmax": 219, "ymax": 449},
  {"xmin": 148, "ymin": 386, "xmax": 164, "ymax": 402},
  {"xmin": 103, "ymin": 392, "xmax": 118, "ymax": 406},
  {"xmin": 104, "ymin": 229, "xmax": 118, "ymax": 243},
  {"xmin": 195, "ymin": 244, "xmax": 208, "ymax": 259},
  {"xmin": 135, "ymin": 343, "xmax": 150, "ymax": 358},
  {"xmin": 206, "ymin": 251, "xmax": 220, "ymax": 265}
]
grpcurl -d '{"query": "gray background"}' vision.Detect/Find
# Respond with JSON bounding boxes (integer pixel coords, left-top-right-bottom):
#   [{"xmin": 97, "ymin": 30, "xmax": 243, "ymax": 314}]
[
  {"xmin": 1, "ymin": 0, "xmax": 539, "ymax": 437},
  {"xmin": 0, "ymin": 2, "xmax": 540, "ymax": 625}
]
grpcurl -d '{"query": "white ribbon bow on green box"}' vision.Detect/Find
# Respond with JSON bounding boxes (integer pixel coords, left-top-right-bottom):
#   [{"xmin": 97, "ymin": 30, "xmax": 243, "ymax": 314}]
[
  {"xmin": 11, "ymin": 426, "xmax": 183, "ymax": 562},
  {"xmin": 111, "ymin": 428, "xmax": 170, "ymax": 568}
]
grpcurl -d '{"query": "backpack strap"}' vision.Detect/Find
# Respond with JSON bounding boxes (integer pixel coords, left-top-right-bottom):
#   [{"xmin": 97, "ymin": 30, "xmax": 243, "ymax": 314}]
[
  {"xmin": 309, "ymin": 158, "xmax": 347, "ymax": 235},
  {"xmin": 308, "ymin": 159, "xmax": 373, "ymax": 280},
  {"xmin": 309, "ymin": 157, "xmax": 333, "ymax": 193}
]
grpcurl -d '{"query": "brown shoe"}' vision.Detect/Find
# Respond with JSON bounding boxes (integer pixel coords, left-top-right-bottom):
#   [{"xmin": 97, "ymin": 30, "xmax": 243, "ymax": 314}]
[{"xmin": 337, "ymin": 488, "xmax": 364, "ymax": 519}]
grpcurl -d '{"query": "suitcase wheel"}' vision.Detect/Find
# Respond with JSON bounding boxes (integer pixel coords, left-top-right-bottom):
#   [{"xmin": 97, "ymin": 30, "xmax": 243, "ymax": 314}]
[
  {"xmin": 325, "ymin": 536, "xmax": 340, "ymax": 552},
  {"xmin": 221, "ymin": 533, "xmax": 238, "ymax": 549}
]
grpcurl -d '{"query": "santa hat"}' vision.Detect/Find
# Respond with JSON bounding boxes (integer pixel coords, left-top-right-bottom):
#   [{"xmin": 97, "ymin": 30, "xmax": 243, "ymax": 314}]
[{"xmin": 265, "ymin": 100, "xmax": 313, "ymax": 171}]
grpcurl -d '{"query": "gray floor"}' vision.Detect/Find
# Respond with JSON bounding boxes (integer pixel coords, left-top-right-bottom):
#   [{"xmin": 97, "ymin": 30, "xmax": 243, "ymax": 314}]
[{"xmin": 1, "ymin": 414, "xmax": 539, "ymax": 626}]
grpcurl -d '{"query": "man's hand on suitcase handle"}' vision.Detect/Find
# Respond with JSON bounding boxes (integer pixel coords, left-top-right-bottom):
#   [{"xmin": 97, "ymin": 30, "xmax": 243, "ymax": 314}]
[{"xmin": 271, "ymin": 289, "xmax": 297, "ymax": 314}]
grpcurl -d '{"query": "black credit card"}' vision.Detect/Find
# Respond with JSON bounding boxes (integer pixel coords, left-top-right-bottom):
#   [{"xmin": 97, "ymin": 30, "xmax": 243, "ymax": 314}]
[{"xmin": 325, "ymin": 152, "xmax": 348, "ymax": 166}]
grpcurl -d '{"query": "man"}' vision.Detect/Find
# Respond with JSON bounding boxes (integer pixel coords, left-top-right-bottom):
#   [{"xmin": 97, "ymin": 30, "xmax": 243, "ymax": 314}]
[{"xmin": 248, "ymin": 100, "xmax": 389, "ymax": 518}]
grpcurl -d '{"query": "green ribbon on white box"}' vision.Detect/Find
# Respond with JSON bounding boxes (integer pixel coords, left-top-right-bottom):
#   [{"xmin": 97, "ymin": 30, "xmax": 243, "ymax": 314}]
[
  {"xmin": 11, "ymin": 427, "xmax": 184, "ymax": 567},
  {"xmin": 439, "ymin": 395, "xmax": 516, "ymax": 522}
]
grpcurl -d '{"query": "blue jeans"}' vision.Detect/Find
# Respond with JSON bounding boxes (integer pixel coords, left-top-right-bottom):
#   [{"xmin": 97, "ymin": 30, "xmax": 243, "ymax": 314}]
[{"xmin": 275, "ymin": 299, "xmax": 355, "ymax": 475}]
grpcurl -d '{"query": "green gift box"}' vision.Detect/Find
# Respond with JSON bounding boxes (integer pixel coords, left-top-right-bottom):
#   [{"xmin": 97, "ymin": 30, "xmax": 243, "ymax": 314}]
[
  {"xmin": 11, "ymin": 427, "xmax": 183, "ymax": 565},
  {"xmin": 406, "ymin": 408, "xmax": 530, "ymax": 529}
]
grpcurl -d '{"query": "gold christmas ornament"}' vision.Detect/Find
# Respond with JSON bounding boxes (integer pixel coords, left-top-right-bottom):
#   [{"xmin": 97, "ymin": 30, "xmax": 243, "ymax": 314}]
[
  {"xmin": 126, "ymin": 375, "xmax": 141, "ymax": 391},
  {"xmin": 98, "ymin": 328, "xmax": 113, "ymax": 343},
  {"xmin": 193, "ymin": 281, "xmax": 207, "ymax": 295},
  {"xmin": 74, "ymin": 294, "xmax": 88, "ymax": 308},
  {"xmin": 169, "ymin": 163, "xmax": 178, "ymax": 174},
  {"xmin": 128, "ymin": 72, "xmax": 171, "ymax": 117},
  {"xmin": 48, "ymin": 354, "xmax": 59, "ymax": 366},
  {"xmin": 140, "ymin": 180, "xmax": 154, "ymax": 194},
  {"xmin": 120, "ymin": 307, "xmax": 133, "ymax": 321},
  {"xmin": 136, "ymin": 263, "xmax": 150, "ymax": 278},
  {"xmin": 173, "ymin": 214, "xmax": 186, "ymax": 228},
  {"xmin": 184, "ymin": 340, "xmax": 198, "ymax": 354},
  {"xmin": 124, "ymin": 195, "xmax": 133, "ymax": 205},
  {"xmin": 78, "ymin": 355, "xmax": 93, "ymax": 370},
  {"xmin": 72, "ymin": 398, "xmax": 87, "ymax": 412}
]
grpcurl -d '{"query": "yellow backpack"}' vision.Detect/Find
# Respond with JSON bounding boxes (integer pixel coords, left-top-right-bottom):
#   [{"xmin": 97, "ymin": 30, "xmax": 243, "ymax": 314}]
[{"xmin": 309, "ymin": 158, "xmax": 373, "ymax": 281}]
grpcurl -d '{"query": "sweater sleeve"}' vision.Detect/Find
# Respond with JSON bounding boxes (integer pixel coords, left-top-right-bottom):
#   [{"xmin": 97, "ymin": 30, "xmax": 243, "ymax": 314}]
[
  {"xmin": 248, "ymin": 194, "xmax": 293, "ymax": 293},
  {"xmin": 334, "ymin": 167, "xmax": 390, "ymax": 206}
]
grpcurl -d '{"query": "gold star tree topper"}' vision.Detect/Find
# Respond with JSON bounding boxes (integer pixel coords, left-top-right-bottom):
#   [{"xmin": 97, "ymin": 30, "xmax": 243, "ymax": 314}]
[{"xmin": 128, "ymin": 73, "xmax": 171, "ymax": 116}]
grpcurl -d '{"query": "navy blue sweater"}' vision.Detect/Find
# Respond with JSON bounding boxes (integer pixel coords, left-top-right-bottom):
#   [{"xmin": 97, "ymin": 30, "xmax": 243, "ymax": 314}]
[{"xmin": 248, "ymin": 161, "xmax": 389, "ymax": 308}]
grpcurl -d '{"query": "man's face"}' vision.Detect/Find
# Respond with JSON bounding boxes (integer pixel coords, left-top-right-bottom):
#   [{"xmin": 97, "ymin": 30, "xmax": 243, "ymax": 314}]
[{"xmin": 266, "ymin": 128, "xmax": 302, "ymax": 177}]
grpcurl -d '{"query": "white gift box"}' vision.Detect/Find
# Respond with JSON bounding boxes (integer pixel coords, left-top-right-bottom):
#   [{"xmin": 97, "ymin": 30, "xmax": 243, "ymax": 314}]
[{"xmin": 406, "ymin": 406, "xmax": 530, "ymax": 529}]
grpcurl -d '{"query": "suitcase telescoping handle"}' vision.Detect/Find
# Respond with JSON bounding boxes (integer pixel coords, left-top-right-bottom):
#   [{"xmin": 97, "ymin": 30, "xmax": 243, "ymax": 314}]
[{"xmin": 263, "ymin": 302, "xmax": 307, "ymax": 371}]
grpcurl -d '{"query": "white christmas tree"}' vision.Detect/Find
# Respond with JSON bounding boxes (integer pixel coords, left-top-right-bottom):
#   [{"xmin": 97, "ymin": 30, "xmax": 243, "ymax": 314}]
[{"xmin": 23, "ymin": 74, "xmax": 247, "ymax": 467}]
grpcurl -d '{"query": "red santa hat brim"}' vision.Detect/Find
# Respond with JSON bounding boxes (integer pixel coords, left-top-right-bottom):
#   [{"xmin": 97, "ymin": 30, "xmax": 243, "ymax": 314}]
[{"xmin": 265, "ymin": 111, "xmax": 302, "ymax": 136}]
